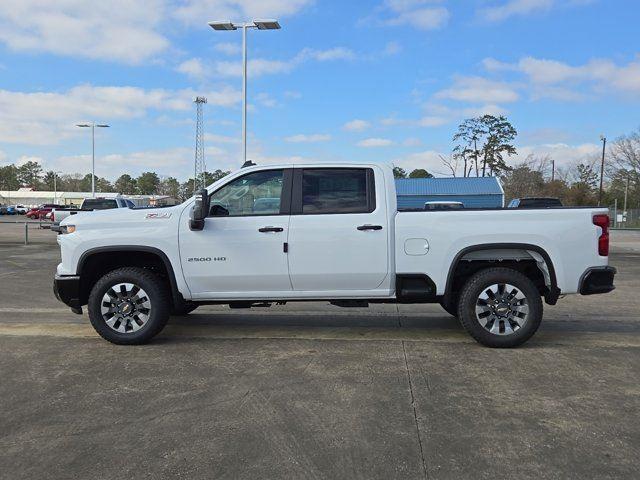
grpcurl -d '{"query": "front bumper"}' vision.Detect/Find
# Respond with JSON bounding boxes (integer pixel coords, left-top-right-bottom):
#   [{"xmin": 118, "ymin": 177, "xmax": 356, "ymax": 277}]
[
  {"xmin": 53, "ymin": 274, "xmax": 82, "ymax": 310},
  {"xmin": 579, "ymin": 266, "xmax": 616, "ymax": 295}
]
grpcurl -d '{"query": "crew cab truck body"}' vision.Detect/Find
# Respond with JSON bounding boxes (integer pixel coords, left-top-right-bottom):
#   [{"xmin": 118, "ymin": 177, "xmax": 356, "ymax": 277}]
[{"xmin": 53, "ymin": 163, "xmax": 616, "ymax": 347}]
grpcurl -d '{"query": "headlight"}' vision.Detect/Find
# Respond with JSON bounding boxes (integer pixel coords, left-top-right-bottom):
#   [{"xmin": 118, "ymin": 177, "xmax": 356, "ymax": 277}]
[{"xmin": 60, "ymin": 225, "xmax": 76, "ymax": 234}]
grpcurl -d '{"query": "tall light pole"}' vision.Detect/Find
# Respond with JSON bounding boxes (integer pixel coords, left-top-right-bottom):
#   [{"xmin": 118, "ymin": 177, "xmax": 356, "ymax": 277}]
[
  {"xmin": 208, "ymin": 19, "xmax": 281, "ymax": 165},
  {"xmin": 53, "ymin": 171, "xmax": 62, "ymax": 204},
  {"xmin": 598, "ymin": 134, "xmax": 606, "ymax": 206},
  {"xmin": 76, "ymin": 123, "xmax": 110, "ymax": 197}
]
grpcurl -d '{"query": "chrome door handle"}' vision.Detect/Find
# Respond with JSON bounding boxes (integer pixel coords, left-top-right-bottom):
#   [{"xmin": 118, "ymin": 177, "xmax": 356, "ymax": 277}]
[{"xmin": 258, "ymin": 226, "xmax": 284, "ymax": 233}]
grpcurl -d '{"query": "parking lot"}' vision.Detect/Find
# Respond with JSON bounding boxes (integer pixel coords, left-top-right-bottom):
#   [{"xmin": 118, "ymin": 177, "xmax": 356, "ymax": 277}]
[{"xmin": 0, "ymin": 227, "xmax": 638, "ymax": 479}]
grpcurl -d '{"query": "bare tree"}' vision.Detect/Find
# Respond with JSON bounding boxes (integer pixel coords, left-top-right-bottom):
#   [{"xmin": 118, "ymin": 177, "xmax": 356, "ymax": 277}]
[
  {"xmin": 440, "ymin": 154, "xmax": 459, "ymax": 177},
  {"xmin": 611, "ymin": 129, "xmax": 640, "ymax": 174}
]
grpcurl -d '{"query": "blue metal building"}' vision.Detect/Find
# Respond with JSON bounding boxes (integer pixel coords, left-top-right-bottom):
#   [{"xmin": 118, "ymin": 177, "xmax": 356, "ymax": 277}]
[{"xmin": 395, "ymin": 177, "xmax": 504, "ymax": 209}]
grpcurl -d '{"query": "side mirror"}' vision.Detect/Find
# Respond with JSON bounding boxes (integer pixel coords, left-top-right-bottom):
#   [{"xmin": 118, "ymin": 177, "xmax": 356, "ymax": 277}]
[{"xmin": 189, "ymin": 189, "xmax": 209, "ymax": 231}]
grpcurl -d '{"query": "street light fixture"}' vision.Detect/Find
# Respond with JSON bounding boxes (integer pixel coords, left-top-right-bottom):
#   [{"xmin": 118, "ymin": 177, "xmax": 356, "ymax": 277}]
[
  {"xmin": 76, "ymin": 123, "xmax": 110, "ymax": 197},
  {"xmin": 208, "ymin": 19, "xmax": 281, "ymax": 165}
]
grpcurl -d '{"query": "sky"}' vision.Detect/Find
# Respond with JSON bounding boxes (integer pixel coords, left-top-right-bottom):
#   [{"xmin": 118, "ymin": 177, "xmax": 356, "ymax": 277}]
[{"xmin": 0, "ymin": 0, "xmax": 638, "ymax": 180}]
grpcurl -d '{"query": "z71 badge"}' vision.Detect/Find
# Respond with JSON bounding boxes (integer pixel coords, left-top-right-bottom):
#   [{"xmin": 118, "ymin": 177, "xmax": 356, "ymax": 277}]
[{"xmin": 145, "ymin": 212, "xmax": 172, "ymax": 219}]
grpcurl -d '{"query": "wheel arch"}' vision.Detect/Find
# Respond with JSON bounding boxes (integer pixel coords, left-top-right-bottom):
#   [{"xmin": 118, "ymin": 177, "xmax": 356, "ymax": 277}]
[
  {"xmin": 444, "ymin": 243, "xmax": 560, "ymax": 306},
  {"xmin": 77, "ymin": 246, "xmax": 183, "ymax": 307}
]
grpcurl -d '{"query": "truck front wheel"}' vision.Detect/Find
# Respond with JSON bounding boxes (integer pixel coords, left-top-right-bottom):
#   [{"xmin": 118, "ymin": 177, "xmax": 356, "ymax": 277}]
[
  {"xmin": 457, "ymin": 267, "xmax": 543, "ymax": 348},
  {"xmin": 87, "ymin": 267, "xmax": 170, "ymax": 345}
]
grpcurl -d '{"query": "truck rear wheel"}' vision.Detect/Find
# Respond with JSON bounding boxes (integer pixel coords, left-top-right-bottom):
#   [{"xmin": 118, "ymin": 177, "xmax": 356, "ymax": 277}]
[
  {"xmin": 87, "ymin": 267, "xmax": 170, "ymax": 345},
  {"xmin": 457, "ymin": 267, "xmax": 543, "ymax": 348}
]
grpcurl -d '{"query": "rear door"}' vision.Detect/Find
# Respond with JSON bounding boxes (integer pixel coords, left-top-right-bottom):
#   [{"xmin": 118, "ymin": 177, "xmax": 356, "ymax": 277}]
[{"xmin": 286, "ymin": 167, "xmax": 389, "ymax": 293}]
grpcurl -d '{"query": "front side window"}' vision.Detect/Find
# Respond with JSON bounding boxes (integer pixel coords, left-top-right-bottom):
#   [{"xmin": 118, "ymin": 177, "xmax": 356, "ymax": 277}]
[
  {"xmin": 210, "ymin": 169, "xmax": 284, "ymax": 216},
  {"xmin": 302, "ymin": 168, "xmax": 372, "ymax": 214}
]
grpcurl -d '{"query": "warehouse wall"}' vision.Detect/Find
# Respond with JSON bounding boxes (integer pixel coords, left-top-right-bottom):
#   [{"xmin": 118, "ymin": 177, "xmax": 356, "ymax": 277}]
[{"xmin": 397, "ymin": 194, "xmax": 503, "ymax": 209}]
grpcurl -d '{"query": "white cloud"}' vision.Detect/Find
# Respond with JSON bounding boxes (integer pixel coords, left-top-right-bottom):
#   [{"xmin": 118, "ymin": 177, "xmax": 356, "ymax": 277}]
[
  {"xmin": 377, "ymin": 1, "xmax": 450, "ymax": 30},
  {"xmin": 483, "ymin": 55, "xmax": 640, "ymax": 99},
  {"xmin": 285, "ymin": 134, "xmax": 332, "ymax": 143},
  {"xmin": 185, "ymin": 46, "xmax": 356, "ymax": 80},
  {"xmin": 0, "ymin": 0, "xmax": 315, "ymax": 64},
  {"xmin": 391, "ymin": 150, "xmax": 446, "ymax": 175},
  {"xmin": 16, "ymin": 155, "xmax": 43, "ymax": 167},
  {"xmin": 214, "ymin": 42, "xmax": 241, "ymax": 56},
  {"xmin": 514, "ymin": 142, "xmax": 601, "ymax": 167},
  {"xmin": 174, "ymin": 0, "xmax": 313, "ymax": 25},
  {"xmin": 478, "ymin": 0, "xmax": 593, "ymax": 22},
  {"xmin": 0, "ymin": 0, "xmax": 169, "ymax": 64},
  {"xmin": 435, "ymin": 76, "xmax": 519, "ymax": 103},
  {"xmin": 357, "ymin": 138, "xmax": 394, "ymax": 147},
  {"xmin": 387, "ymin": 6, "xmax": 450, "ymax": 29},
  {"xmin": 383, "ymin": 41, "xmax": 402, "ymax": 55},
  {"xmin": 403, "ymin": 137, "xmax": 423, "ymax": 147},
  {"xmin": 284, "ymin": 91, "xmax": 302, "ymax": 99},
  {"xmin": 298, "ymin": 47, "xmax": 356, "ymax": 62},
  {"xmin": 255, "ymin": 92, "xmax": 278, "ymax": 108},
  {"xmin": 480, "ymin": 0, "xmax": 554, "ymax": 22},
  {"xmin": 212, "ymin": 58, "xmax": 295, "ymax": 78},
  {"xmin": 176, "ymin": 58, "xmax": 207, "ymax": 80},
  {"xmin": 418, "ymin": 115, "xmax": 449, "ymax": 127},
  {"xmin": 343, "ymin": 119, "xmax": 371, "ymax": 132},
  {"xmin": 204, "ymin": 133, "xmax": 240, "ymax": 144},
  {"xmin": 0, "ymin": 84, "xmax": 241, "ymax": 145}
]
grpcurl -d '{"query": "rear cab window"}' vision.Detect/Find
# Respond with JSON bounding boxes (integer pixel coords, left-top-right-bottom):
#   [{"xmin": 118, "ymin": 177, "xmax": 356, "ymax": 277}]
[{"xmin": 82, "ymin": 199, "xmax": 118, "ymax": 210}]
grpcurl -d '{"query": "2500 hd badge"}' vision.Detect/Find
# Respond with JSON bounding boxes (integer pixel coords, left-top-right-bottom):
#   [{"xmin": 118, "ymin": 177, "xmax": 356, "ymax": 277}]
[{"xmin": 187, "ymin": 257, "xmax": 227, "ymax": 262}]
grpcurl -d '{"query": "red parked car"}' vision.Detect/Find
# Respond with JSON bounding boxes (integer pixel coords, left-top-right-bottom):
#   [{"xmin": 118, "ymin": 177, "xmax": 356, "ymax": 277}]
[{"xmin": 26, "ymin": 204, "xmax": 63, "ymax": 220}]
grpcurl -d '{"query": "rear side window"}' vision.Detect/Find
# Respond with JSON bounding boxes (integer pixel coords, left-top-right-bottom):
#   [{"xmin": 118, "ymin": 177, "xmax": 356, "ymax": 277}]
[{"xmin": 300, "ymin": 168, "xmax": 375, "ymax": 214}]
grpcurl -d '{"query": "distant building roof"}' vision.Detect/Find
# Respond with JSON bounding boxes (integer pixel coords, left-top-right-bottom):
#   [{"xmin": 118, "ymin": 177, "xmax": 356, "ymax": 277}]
[{"xmin": 395, "ymin": 177, "xmax": 503, "ymax": 196}]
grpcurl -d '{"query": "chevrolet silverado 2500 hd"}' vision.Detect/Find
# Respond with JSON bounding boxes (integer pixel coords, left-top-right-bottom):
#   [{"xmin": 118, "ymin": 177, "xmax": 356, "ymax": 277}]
[{"xmin": 53, "ymin": 163, "xmax": 616, "ymax": 347}]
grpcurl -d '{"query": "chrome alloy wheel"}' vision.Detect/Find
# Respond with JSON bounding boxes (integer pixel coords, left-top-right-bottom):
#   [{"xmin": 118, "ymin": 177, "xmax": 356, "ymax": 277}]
[
  {"xmin": 100, "ymin": 283, "xmax": 151, "ymax": 334},
  {"xmin": 475, "ymin": 283, "xmax": 529, "ymax": 336}
]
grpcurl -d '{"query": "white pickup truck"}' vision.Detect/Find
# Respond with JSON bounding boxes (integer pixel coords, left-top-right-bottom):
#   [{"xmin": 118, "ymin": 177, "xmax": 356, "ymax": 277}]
[
  {"xmin": 53, "ymin": 163, "xmax": 615, "ymax": 347},
  {"xmin": 51, "ymin": 196, "xmax": 135, "ymax": 223}
]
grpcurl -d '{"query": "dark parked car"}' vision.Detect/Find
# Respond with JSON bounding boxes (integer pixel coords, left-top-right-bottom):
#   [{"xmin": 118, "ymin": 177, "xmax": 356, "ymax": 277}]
[
  {"xmin": 0, "ymin": 205, "xmax": 7, "ymax": 215},
  {"xmin": 507, "ymin": 197, "xmax": 563, "ymax": 208}
]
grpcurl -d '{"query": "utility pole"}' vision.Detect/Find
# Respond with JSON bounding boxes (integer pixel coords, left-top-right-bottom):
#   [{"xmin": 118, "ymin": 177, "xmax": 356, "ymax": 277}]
[
  {"xmin": 623, "ymin": 174, "xmax": 630, "ymax": 227},
  {"xmin": 551, "ymin": 159, "xmax": 555, "ymax": 182},
  {"xmin": 193, "ymin": 97, "xmax": 207, "ymax": 194},
  {"xmin": 598, "ymin": 135, "xmax": 606, "ymax": 206}
]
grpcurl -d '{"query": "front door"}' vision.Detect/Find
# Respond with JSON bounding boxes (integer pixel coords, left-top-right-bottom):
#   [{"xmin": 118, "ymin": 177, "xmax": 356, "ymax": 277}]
[
  {"xmin": 287, "ymin": 167, "xmax": 389, "ymax": 293},
  {"xmin": 180, "ymin": 168, "xmax": 292, "ymax": 298}
]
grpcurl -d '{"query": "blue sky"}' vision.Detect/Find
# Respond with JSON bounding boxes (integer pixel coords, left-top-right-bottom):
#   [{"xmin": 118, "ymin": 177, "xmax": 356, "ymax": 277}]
[{"xmin": 0, "ymin": 0, "xmax": 638, "ymax": 180}]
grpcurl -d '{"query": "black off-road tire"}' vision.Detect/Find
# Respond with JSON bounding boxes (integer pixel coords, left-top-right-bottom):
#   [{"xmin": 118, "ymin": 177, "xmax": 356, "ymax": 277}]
[
  {"xmin": 87, "ymin": 267, "xmax": 170, "ymax": 345},
  {"xmin": 171, "ymin": 302, "xmax": 199, "ymax": 316},
  {"xmin": 457, "ymin": 267, "xmax": 543, "ymax": 348}
]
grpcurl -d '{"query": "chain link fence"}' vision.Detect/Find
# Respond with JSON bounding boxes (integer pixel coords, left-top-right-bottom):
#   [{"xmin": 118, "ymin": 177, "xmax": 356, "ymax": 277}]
[{"xmin": 610, "ymin": 206, "xmax": 640, "ymax": 229}]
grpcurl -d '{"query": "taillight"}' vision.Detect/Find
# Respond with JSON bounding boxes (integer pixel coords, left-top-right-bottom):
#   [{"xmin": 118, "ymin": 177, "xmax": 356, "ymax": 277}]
[{"xmin": 593, "ymin": 214, "xmax": 609, "ymax": 256}]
